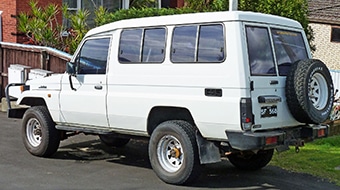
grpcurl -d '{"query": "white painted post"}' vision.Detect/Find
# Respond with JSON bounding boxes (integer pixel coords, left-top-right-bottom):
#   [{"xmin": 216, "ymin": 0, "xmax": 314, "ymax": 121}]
[
  {"xmin": 158, "ymin": 0, "xmax": 161, "ymax": 9},
  {"xmin": 229, "ymin": 0, "xmax": 238, "ymax": 11},
  {"xmin": 122, "ymin": 0, "xmax": 130, "ymax": 9}
]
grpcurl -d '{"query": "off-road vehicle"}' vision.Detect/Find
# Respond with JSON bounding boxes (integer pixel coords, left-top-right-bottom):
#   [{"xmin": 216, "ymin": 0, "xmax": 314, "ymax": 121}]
[{"xmin": 6, "ymin": 5, "xmax": 333, "ymax": 185}]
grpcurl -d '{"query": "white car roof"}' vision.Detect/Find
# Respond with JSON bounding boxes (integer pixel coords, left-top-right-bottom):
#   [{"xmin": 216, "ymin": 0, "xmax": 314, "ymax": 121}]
[{"xmin": 85, "ymin": 11, "xmax": 302, "ymax": 37}]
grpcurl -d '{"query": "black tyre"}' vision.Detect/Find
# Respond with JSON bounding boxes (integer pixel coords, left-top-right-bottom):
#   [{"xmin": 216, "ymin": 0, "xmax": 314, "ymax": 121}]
[
  {"xmin": 227, "ymin": 149, "xmax": 274, "ymax": 170},
  {"xmin": 99, "ymin": 134, "xmax": 130, "ymax": 147},
  {"xmin": 286, "ymin": 59, "xmax": 334, "ymax": 124},
  {"xmin": 22, "ymin": 106, "xmax": 60, "ymax": 157},
  {"xmin": 148, "ymin": 120, "xmax": 201, "ymax": 185}
]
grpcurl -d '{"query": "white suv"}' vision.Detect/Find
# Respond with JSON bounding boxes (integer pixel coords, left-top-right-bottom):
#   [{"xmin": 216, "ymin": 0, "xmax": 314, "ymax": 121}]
[{"xmin": 6, "ymin": 10, "xmax": 333, "ymax": 185}]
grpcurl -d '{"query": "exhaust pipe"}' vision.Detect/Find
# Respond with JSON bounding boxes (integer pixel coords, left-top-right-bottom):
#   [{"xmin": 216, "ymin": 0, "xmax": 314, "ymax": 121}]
[{"xmin": 229, "ymin": 0, "xmax": 238, "ymax": 11}]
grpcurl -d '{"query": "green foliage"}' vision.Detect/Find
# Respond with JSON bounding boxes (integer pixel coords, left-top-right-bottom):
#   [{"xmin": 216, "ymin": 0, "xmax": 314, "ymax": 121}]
[
  {"xmin": 130, "ymin": 0, "xmax": 158, "ymax": 8},
  {"xmin": 62, "ymin": 6, "xmax": 90, "ymax": 54},
  {"xmin": 95, "ymin": 7, "xmax": 196, "ymax": 26},
  {"xmin": 184, "ymin": 0, "xmax": 315, "ymax": 51},
  {"xmin": 17, "ymin": 0, "xmax": 89, "ymax": 54},
  {"xmin": 17, "ymin": 0, "xmax": 315, "ymax": 54},
  {"xmin": 17, "ymin": 1, "xmax": 62, "ymax": 48}
]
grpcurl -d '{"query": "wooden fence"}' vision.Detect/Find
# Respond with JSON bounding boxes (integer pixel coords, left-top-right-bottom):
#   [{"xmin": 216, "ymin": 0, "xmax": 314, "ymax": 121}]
[{"xmin": 0, "ymin": 42, "xmax": 72, "ymax": 98}]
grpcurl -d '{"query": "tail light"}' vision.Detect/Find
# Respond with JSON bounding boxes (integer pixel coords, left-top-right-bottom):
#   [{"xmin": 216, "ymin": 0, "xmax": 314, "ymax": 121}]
[
  {"xmin": 240, "ymin": 98, "xmax": 253, "ymax": 131},
  {"xmin": 266, "ymin": 136, "xmax": 278, "ymax": 145}
]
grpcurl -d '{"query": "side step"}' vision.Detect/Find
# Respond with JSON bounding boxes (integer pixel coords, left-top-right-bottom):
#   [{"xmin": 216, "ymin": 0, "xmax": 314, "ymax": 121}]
[
  {"xmin": 55, "ymin": 125, "xmax": 149, "ymax": 139},
  {"xmin": 56, "ymin": 125, "xmax": 113, "ymax": 135}
]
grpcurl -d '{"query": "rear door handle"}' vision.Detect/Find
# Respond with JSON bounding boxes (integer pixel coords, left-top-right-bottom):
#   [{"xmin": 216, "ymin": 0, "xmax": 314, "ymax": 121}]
[
  {"xmin": 94, "ymin": 85, "xmax": 103, "ymax": 90},
  {"xmin": 270, "ymin": 80, "xmax": 279, "ymax": 85}
]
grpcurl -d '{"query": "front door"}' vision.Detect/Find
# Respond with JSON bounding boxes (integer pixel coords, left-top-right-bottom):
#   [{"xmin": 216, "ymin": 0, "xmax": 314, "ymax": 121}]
[{"xmin": 59, "ymin": 37, "xmax": 111, "ymax": 127}]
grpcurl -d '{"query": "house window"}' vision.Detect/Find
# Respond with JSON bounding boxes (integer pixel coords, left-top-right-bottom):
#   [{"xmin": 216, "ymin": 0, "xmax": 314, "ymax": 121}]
[
  {"xmin": 161, "ymin": 0, "xmax": 170, "ymax": 8},
  {"xmin": 331, "ymin": 27, "xmax": 340, "ymax": 42},
  {"xmin": 63, "ymin": 0, "xmax": 122, "ymax": 28}
]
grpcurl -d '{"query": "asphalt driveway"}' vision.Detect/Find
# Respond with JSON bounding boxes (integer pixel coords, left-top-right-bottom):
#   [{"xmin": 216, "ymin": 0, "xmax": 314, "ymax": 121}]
[{"xmin": 0, "ymin": 112, "xmax": 339, "ymax": 190}]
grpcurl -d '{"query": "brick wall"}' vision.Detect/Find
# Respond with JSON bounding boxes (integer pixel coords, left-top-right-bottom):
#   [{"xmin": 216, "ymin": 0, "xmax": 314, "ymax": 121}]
[
  {"xmin": 0, "ymin": 0, "xmax": 62, "ymax": 43},
  {"xmin": 170, "ymin": 0, "xmax": 184, "ymax": 8},
  {"xmin": 310, "ymin": 23, "xmax": 340, "ymax": 70},
  {"xmin": 0, "ymin": 1, "xmax": 17, "ymax": 42}
]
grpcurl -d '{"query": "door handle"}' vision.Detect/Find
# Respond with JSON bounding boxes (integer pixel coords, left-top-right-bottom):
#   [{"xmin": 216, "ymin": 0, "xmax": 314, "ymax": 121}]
[
  {"xmin": 94, "ymin": 85, "xmax": 103, "ymax": 90},
  {"xmin": 270, "ymin": 80, "xmax": 279, "ymax": 85}
]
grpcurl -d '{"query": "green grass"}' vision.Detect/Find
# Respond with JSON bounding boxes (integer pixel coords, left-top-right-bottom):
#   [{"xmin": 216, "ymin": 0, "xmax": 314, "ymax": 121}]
[{"xmin": 270, "ymin": 135, "xmax": 340, "ymax": 186}]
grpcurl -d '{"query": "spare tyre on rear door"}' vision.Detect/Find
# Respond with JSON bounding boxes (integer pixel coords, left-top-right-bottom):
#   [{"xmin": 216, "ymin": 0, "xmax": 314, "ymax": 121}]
[{"xmin": 285, "ymin": 59, "xmax": 334, "ymax": 124}]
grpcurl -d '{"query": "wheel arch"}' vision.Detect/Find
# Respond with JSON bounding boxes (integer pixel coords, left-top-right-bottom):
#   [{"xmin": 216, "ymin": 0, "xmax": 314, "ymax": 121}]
[
  {"xmin": 146, "ymin": 107, "xmax": 222, "ymax": 165},
  {"xmin": 147, "ymin": 106, "xmax": 196, "ymax": 135},
  {"xmin": 20, "ymin": 97, "xmax": 47, "ymax": 107}
]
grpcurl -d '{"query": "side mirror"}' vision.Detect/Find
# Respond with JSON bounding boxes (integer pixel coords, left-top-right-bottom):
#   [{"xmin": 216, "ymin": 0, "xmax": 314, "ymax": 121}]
[
  {"xmin": 66, "ymin": 62, "xmax": 77, "ymax": 91},
  {"xmin": 66, "ymin": 62, "xmax": 76, "ymax": 75}
]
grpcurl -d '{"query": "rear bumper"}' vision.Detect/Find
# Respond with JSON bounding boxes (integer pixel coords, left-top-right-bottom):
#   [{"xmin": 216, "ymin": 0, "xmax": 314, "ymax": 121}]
[{"xmin": 225, "ymin": 124, "xmax": 328, "ymax": 151}]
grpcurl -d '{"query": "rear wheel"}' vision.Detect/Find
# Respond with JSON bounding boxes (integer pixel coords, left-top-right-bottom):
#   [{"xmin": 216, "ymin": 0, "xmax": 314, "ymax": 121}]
[
  {"xmin": 227, "ymin": 149, "xmax": 274, "ymax": 170},
  {"xmin": 22, "ymin": 106, "xmax": 60, "ymax": 157},
  {"xmin": 148, "ymin": 120, "xmax": 201, "ymax": 185}
]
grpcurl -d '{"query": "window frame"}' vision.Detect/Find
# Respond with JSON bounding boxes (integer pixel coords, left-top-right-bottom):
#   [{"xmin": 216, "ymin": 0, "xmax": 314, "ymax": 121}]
[
  {"xmin": 331, "ymin": 26, "xmax": 340, "ymax": 43},
  {"xmin": 170, "ymin": 23, "xmax": 226, "ymax": 64},
  {"xmin": 118, "ymin": 27, "xmax": 167, "ymax": 64},
  {"xmin": 245, "ymin": 25, "xmax": 276, "ymax": 76},
  {"xmin": 75, "ymin": 36, "xmax": 112, "ymax": 75},
  {"xmin": 245, "ymin": 23, "xmax": 309, "ymax": 77}
]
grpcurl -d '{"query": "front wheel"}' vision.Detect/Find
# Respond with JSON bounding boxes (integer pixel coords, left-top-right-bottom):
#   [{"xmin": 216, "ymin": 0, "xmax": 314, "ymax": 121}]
[
  {"xmin": 227, "ymin": 149, "xmax": 274, "ymax": 170},
  {"xmin": 148, "ymin": 120, "xmax": 201, "ymax": 185},
  {"xmin": 22, "ymin": 106, "xmax": 60, "ymax": 157}
]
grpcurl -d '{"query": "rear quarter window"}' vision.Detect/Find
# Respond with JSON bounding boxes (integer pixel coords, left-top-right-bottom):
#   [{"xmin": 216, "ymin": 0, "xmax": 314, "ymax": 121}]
[{"xmin": 271, "ymin": 29, "xmax": 308, "ymax": 75}]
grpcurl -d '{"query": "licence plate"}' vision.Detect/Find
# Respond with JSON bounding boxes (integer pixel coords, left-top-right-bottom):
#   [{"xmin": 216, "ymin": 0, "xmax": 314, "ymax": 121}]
[{"xmin": 261, "ymin": 105, "xmax": 277, "ymax": 118}]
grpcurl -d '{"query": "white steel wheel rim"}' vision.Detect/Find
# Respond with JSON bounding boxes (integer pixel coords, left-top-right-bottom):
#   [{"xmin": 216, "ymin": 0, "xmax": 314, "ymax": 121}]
[
  {"xmin": 309, "ymin": 73, "xmax": 328, "ymax": 110},
  {"xmin": 157, "ymin": 135, "xmax": 184, "ymax": 173},
  {"xmin": 26, "ymin": 118, "xmax": 42, "ymax": 147}
]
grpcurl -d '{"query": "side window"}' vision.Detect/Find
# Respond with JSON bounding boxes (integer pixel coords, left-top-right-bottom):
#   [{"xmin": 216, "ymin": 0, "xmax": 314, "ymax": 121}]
[
  {"xmin": 171, "ymin": 26, "xmax": 198, "ymax": 63},
  {"xmin": 142, "ymin": 28, "xmax": 166, "ymax": 62},
  {"xmin": 246, "ymin": 26, "xmax": 276, "ymax": 76},
  {"xmin": 119, "ymin": 28, "xmax": 166, "ymax": 63},
  {"xmin": 119, "ymin": 29, "xmax": 143, "ymax": 63},
  {"xmin": 171, "ymin": 24, "xmax": 225, "ymax": 63},
  {"xmin": 77, "ymin": 38, "xmax": 110, "ymax": 74},
  {"xmin": 198, "ymin": 25, "xmax": 225, "ymax": 62},
  {"xmin": 271, "ymin": 29, "xmax": 308, "ymax": 75}
]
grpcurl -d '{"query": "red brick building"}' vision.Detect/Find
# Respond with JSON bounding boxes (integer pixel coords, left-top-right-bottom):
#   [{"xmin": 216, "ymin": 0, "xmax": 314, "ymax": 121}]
[{"xmin": 0, "ymin": 0, "xmax": 184, "ymax": 43}]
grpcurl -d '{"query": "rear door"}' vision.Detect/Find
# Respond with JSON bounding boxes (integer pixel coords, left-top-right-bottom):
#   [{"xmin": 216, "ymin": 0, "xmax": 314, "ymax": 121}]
[{"xmin": 245, "ymin": 24, "xmax": 310, "ymax": 129}]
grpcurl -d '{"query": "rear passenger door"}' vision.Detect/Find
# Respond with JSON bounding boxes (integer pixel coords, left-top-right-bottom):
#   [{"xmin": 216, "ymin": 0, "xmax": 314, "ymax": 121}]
[
  {"xmin": 60, "ymin": 37, "xmax": 111, "ymax": 127},
  {"xmin": 245, "ymin": 24, "xmax": 310, "ymax": 129}
]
